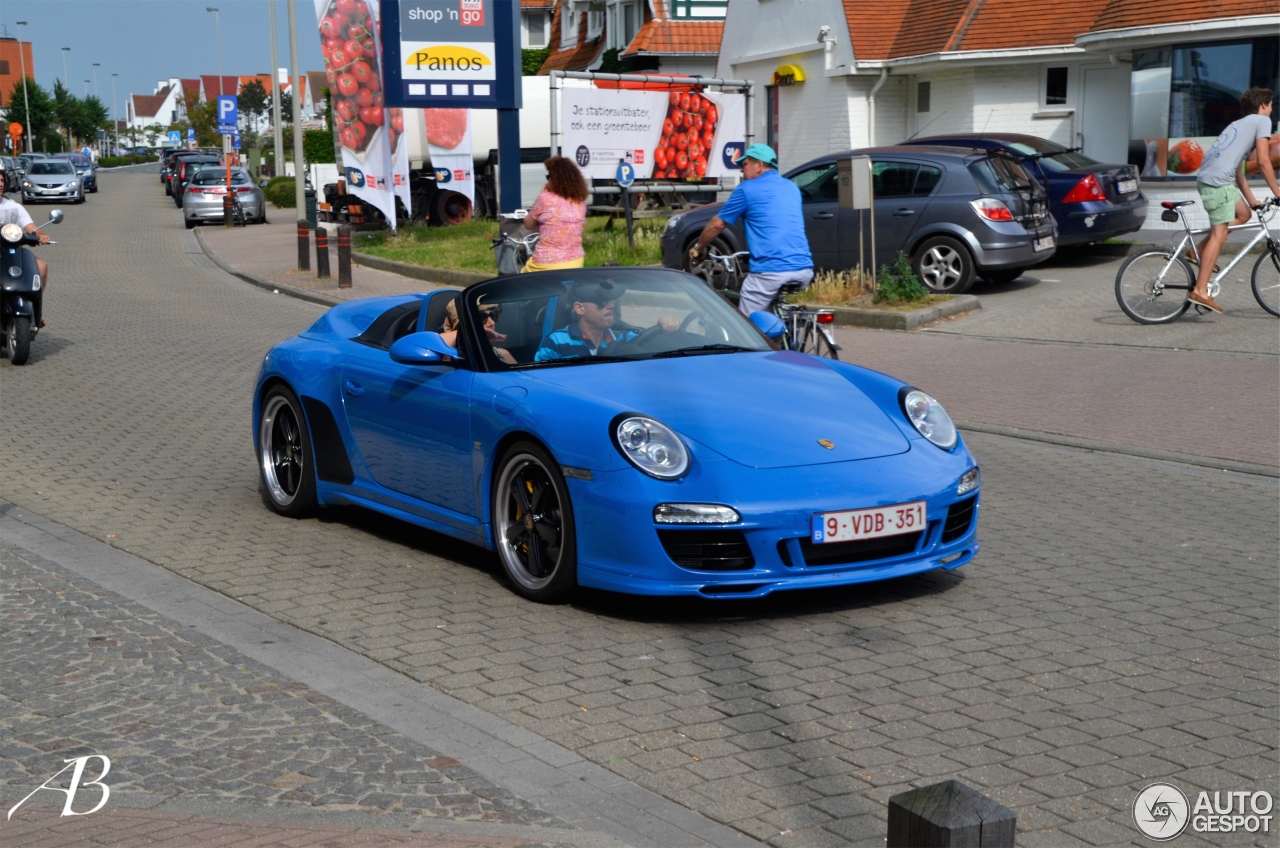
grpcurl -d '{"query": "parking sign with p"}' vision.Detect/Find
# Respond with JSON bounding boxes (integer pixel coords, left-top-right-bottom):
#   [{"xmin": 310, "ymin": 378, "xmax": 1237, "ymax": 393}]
[{"xmin": 217, "ymin": 96, "xmax": 238, "ymax": 135}]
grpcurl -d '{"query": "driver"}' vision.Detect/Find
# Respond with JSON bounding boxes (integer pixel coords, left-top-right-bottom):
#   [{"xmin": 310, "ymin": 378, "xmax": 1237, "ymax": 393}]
[
  {"xmin": 0, "ymin": 162, "xmax": 51, "ymax": 326},
  {"xmin": 535, "ymin": 280, "xmax": 676, "ymax": 361}
]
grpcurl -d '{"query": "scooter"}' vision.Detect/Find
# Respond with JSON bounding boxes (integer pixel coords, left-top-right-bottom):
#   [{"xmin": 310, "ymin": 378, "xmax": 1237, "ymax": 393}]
[{"xmin": 1, "ymin": 208, "xmax": 61, "ymax": 365}]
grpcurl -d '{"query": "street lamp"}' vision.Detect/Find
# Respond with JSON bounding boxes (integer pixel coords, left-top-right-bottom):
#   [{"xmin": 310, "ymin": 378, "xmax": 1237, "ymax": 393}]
[
  {"xmin": 15, "ymin": 21, "xmax": 32, "ymax": 153},
  {"xmin": 207, "ymin": 7, "xmax": 223, "ymax": 98},
  {"xmin": 84, "ymin": 80, "xmax": 91, "ymax": 97},
  {"xmin": 111, "ymin": 73, "xmax": 119, "ymax": 153},
  {"xmin": 92, "ymin": 63, "xmax": 100, "ymax": 98},
  {"xmin": 61, "ymin": 47, "xmax": 70, "ymax": 86}
]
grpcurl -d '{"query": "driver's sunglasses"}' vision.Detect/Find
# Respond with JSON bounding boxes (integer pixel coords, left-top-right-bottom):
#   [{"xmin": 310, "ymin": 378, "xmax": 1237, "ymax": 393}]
[{"xmin": 589, "ymin": 299, "xmax": 615, "ymax": 308}]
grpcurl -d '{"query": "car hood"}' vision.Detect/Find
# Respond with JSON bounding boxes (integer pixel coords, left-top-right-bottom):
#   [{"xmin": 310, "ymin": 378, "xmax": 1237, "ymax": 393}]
[
  {"xmin": 526, "ymin": 352, "xmax": 911, "ymax": 468},
  {"xmin": 27, "ymin": 174, "xmax": 74, "ymax": 184}
]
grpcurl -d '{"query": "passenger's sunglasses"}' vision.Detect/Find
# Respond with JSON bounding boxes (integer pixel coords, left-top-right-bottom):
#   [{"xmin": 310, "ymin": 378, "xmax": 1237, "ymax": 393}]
[{"xmin": 479, "ymin": 305, "xmax": 503, "ymax": 321}]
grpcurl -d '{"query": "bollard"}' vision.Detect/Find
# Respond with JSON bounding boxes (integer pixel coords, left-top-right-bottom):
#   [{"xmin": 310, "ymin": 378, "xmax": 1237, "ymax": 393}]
[
  {"xmin": 887, "ymin": 780, "xmax": 1015, "ymax": 847},
  {"xmin": 315, "ymin": 227, "xmax": 330, "ymax": 279},
  {"xmin": 223, "ymin": 193, "xmax": 234, "ymax": 228},
  {"xmin": 337, "ymin": 225, "xmax": 352, "ymax": 289},
  {"xmin": 296, "ymin": 219, "xmax": 310, "ymax": 271}
]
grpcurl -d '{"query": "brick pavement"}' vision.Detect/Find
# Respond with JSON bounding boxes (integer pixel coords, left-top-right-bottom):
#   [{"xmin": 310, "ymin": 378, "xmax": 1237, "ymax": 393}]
[{"xmin": 1, "ymin": 169, "xmax": 1275, "ymax": 846}]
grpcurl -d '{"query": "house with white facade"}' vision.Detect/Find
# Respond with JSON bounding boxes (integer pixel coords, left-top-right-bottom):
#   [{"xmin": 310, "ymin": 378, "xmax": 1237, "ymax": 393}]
[
  {"xmin": 126, "ymin": 80, "xmax": 182, "ymax": 138},
  {"xmin": 715, "ymin": 0, "xmax": 1278, "ymax": 176}
]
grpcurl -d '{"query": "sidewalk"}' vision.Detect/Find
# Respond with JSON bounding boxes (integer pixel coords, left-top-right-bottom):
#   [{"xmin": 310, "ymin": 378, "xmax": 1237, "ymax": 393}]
[{"xmin": 194, "ymin": 207, "xmax": 1278, "ymax": 473}]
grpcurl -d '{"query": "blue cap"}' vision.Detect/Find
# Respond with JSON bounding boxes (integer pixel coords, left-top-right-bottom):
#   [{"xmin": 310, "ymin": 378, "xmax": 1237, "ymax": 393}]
[{"xmin": 733, "ymin": 143, "xmax": 779, "ymax": 168}]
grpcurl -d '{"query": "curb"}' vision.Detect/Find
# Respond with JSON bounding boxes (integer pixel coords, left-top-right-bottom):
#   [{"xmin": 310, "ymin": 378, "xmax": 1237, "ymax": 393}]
[
  {"xmin": 352, "ymin": 252, "xmax": 490, "ymax": 288},
  {"xmin": 958, "ymin": 421, "xmax": 1279, "ymax": 478},
  {"xmin": 821, "ymin": 294, "xmax": 981, "ymax": 330},
  {"xmin": 193, "ymin": 227, "xmax": 342, "ymax": 308}
]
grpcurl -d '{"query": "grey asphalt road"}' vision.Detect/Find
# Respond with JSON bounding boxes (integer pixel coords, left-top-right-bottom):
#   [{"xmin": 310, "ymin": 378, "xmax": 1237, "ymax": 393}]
[{"xmin": 0, "ymin": 169, "xmax": 1275, "ymax": 847}]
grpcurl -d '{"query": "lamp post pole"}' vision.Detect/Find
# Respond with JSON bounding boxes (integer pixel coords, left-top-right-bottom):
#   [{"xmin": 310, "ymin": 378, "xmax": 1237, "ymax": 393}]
[
  {"xmin": 92, "ymin": 63, "xmax": 100, "ymax": 97},
  {"xmin": 15, "ymin": 22, "xmax": 32, "ymax": 153},
  {"xmin": 288, "ymin": 0, "xmax": 309, "ymax": 269},
  {"xmin": 268, "ymin": 0, "xmax": 284, "ymax": 177},
  {"xmin": 62, "ymin": 48, "xmax": 72, "ymax": 150},
  {"xmin": 207, "ymin": 7, "xmax": 223, "ymax": 97},
  {"xmin": 111, "ymin": 73, "xmax": 119, "ymax": 154}
]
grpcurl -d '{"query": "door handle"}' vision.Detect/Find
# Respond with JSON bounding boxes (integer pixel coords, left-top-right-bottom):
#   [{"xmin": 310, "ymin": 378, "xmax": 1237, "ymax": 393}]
[
  {"xmin": 893, "ymin": 209, "xmax": 915, "ymax": 217},
  {"xmin": 813, "ymin": 212, "xmax": 835, "ymax": 220},
  {"xmin": 344, "ymin": 379, "xmax": 365, "ymax": 398}
]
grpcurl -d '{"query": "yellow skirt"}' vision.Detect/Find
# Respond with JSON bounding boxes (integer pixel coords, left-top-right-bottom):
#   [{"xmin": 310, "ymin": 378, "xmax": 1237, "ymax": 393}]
[{"xmin": 521, "ymin": 256, "xmax": 584, "ymax": 273}]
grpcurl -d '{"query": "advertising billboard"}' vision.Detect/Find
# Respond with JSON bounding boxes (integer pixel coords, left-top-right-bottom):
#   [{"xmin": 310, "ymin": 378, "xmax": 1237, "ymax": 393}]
[
  {"xmin": 316, "ymin": 0, "xmax": 411, "ymax": 228},
  {"xmin": 559, "ymin": 87, "xmax": 747, "ymax": 181}
]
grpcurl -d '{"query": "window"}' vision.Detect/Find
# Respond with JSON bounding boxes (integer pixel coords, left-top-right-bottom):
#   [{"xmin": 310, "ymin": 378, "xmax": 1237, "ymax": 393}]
[
  {"xmin": 622, "ymin": 1, "xmax": 642, "ymax": 47},
  {"xmin": 0, "ymin": 61, "xmax": 9, "ymax": 76},
  {"xmin": 871, "ymin": 161, "xmax": 919, "ymax": 198},
  {"xmin": 587, "ymin": 10, "xmax": 604, "ymax": 40},
  {"xmin": 560, "ymin": 6, "xmax": 580, "ymax": 49},
  {"xmin": 1044, "ymin": 67, "xmax": 1068, "ymax": 105},
  {"xmin": 788, "ymin": 162, "xmax": 839, "ymax": 203},
  {"xmin": 912, "ymin": 166, "xmax": 943, "ymax": 196},
  {"xmin": 524, "ymin": 11, "xmax": 548, "ymax": 49},
  {"xmin": 916, "ymin": 81, "xmax": 930, "ymax": 113}
]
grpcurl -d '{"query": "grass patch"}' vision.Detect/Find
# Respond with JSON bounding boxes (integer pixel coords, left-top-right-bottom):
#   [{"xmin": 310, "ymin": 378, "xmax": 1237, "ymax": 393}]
[
  {"xmin": 356, "ymin": 215, "xmax": 668, "ymax": 273},
  {"xmin": 786, "ymin": 265, "xmax": 952, "ymax": 310}
]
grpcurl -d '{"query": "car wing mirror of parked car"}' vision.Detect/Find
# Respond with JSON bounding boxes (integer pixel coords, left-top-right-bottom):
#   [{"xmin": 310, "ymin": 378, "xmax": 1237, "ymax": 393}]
[{"xmin": 390, "ymin": 331, "xmax": 459, "ymax": 365}]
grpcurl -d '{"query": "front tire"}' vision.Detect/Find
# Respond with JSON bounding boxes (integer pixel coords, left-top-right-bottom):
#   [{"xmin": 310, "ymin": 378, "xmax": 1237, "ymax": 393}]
[
  {"xmin": 7, "ymin": 316, "xmax": 31, "ymax": 365},
  {"xmin": 184, "ymin": 218, "xmax": 197, "ymax": 229},
  {"xmin": 1250, "ymin": 247, "xmax": 1280, "ymax": 317},
  {"xmin": 258, "ymin": 385, "xmax": 317, "ymax": 517},
  {"xmin": 913, "ymin": 236, "xmax": 975, "ymax": 294},
  {"xmin": 1115, "ymin": 251, "xmax": 1192, "ymax": 324},
  {"xmin": 492, "ymin": 441, "xmax": 577, "ymax": 602}
]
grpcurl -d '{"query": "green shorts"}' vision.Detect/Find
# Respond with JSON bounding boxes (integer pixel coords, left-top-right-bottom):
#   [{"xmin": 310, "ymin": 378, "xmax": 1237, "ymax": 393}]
[{"xmin": 1197, "ymin": 183, "xmax": 1241, "ymax": 226}]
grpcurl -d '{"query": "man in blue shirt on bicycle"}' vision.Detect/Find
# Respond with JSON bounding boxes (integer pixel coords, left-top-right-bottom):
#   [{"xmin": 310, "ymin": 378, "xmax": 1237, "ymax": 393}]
[{"xmin": 688, "ymin": 144, "xmax": 814, "ymax": 316}]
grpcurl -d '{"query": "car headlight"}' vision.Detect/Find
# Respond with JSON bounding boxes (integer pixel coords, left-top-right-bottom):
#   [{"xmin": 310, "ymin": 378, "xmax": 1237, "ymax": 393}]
[
  {"xmin": 613, "ymin": 415, "xmax": 689, "ymax": 479},
  {"xmin": 1, "ymin": 223, "xmax": 23, "ymax": 243},
  {"xmin": 899, "ymin": 388, "xmax": 957, "ymax": 450},
  {"xmin": 67, "ymin": 181, "xmax": 78, "ymax": 188},
  {"xmin": 664, "ymin": 213, "xmax": 684, "ymax": 233},
  {"xmin": 21, "ymin": 180, "xmax": 31, "ymax": 188}
]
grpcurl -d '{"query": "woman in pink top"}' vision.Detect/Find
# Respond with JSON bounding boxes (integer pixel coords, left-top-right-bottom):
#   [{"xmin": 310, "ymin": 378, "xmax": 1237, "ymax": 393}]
[{"xmin": 522, "ymin": 156, "xmax": 588, "ymax": 272}]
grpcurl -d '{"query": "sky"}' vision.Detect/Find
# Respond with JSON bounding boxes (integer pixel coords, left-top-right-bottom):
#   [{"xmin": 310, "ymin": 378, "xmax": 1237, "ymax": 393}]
[{"xmin": 1, "ymin": 0, "xmax": 326, "ymax": 118}]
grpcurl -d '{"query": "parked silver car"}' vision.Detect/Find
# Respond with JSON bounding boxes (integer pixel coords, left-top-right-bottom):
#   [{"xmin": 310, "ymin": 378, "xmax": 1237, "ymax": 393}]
[
  {"xmin": 182, "ymin": 166, "xmax": 267, "ymax": 228},
  {"xmin": 21, "ymin": 159, "xmax": 85, "ymax": 204}
]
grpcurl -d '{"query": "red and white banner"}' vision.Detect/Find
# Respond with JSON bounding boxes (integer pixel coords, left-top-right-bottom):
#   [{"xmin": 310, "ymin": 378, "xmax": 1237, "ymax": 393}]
[
  {"xmin": 425, "ymin": 109, "xmax": 474, "ymax": 209},
  {"xmin": 315, "ymin": 0, "xmax": 410, "ymax": 228}
]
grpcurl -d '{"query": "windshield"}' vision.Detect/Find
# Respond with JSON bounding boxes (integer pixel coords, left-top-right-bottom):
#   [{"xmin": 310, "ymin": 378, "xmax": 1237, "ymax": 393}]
[
  {"xmin": 193, "ymin": 169, "xmax": 250, "ymax": 185},
  {"xmin": 460, "ymin": 269, "xmax": 771, "ymax": 370},
  {"xmin": 55, "ymin": 154, "xmax": 90, "ymax": 166},
  {"xmin": 1002, "ymin": 138, "xmax": 1101, "ymax": 172},
  {"xmin": 29, "ymin": 161, "xmax": 75, "ymax": 175}
]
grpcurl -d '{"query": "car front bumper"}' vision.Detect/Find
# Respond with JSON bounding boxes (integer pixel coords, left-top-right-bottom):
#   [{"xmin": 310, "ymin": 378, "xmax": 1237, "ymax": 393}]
[
  {"xmin": 22, "ymin": 186, "xmax": 80, "ymax": 201},
  {"xmin": 565, "ymin": 441, "xmax": 979, "ymax": 597}
]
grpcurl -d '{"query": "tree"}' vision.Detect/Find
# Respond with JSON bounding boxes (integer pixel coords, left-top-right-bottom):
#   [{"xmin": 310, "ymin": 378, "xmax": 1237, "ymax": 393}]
[
  {"xmin": 277, "ymin": 92, "xmax": 293, "ymax": 123},
  {"xmin": 181, "ymin": 91, "xmax": 219, "ymax": 147},
  {"xmin": 239, "ymin": 78, "xmax": 268, "ymax": 132},
  {"xmin": 522, "ymin": 49, "xmax": 550, "ymax": 76},
  {"xmin": 5, "ymin": 77, "xmax": 56, "ymax": 142}
]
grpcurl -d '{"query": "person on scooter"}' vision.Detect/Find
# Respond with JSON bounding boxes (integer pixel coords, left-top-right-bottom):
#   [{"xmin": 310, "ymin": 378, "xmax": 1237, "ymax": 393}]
[{"xmin": 0, "ymin": 161, "xmax": 51, "ymax": 326}]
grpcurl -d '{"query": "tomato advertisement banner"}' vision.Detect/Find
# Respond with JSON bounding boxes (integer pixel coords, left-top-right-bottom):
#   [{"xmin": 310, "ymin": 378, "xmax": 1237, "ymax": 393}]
[
  {"xmin": 559, "ymin": 87, "xmax": 745, "ymax": 181},
  {"xmin": 425, "ymin": 109, "xmax": 474, "ymax": 207},
  {"xmin": 316, "ymin": 0, "xmax": 410, "ymax": 228}
]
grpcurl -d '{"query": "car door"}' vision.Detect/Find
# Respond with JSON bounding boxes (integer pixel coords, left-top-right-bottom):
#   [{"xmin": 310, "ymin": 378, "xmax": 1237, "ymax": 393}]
[
  {"xmin": 786, "ymin": 160, "xmax": 841, "ymax": 269},
  {"xmin": 340, "ymin": 294, "xmax": 477, "ymax": 519},
  {"xmin": 846, "ymin": 159, "xmax": 941, "ymax": 269}
]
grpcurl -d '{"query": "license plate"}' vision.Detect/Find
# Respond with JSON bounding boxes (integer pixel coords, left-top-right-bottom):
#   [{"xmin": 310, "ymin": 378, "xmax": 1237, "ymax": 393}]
[
  {"xmin": 1117, "ymin": 178, "xmax": 1137, "ymax": 194},
  {"xmin": 812, "ymin": 501, "xmax": 926, "ymax": 544},
  {"xmin": 1034, "ymin": 235, "xmax": 1055, "ymax": 252}
]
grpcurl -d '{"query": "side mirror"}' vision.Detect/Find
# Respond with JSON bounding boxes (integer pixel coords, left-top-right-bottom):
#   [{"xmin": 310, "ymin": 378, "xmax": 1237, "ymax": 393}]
[
  {"xmin": 749, "ymin": 311, "xmax": 786, "ymax": 341},
  {"xmin": 48, "ymin": 209, "xmax": 64, "ymax": 224},
  {"xmin": 389, "ymin": 331, "xmax": 459, "ymax": 365},
  {"xmin": 259, "ymin": 179, "xmax": 269, "ymax": 188}
]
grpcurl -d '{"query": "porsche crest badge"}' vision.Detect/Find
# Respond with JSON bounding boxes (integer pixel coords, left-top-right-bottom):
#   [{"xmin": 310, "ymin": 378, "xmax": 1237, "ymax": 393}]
[{"xmin": 818, "ymin": 439, "xmax": 835, "ymax": 450}]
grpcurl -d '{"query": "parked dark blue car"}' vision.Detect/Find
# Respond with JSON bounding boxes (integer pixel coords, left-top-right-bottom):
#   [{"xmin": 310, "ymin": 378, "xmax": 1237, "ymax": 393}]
[{"xmin": 902, "ymin": 133, "xmax": 1146, "ymax": 247}]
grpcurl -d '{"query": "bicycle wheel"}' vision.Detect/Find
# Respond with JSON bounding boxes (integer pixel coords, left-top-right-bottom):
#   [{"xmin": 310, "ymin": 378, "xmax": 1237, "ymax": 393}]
[
  {"xmin": 1115, "ymin": 251, "xmax": 1193, "ymax": 324},
  {"xmin": 812, "ymin": 325, "xmax": 840, "ymax": 360},
  {"xmin": 1250, "ymin": 246, "xmax": 1280, "ymax": 317}
]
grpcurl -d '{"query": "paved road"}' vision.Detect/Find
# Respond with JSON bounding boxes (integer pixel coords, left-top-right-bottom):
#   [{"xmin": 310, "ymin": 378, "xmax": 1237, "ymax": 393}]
[{"xmin": 1, "ymin": 169, "xmax": 1275, "ymax": 847}]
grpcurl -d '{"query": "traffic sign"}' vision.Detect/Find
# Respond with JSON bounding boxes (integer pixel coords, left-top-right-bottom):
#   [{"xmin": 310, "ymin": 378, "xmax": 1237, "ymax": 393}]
[
  {"xmin": 187, "ymin": 128, "xmax": 195, "ymax": 142},
  {"xmin": 615, "ymin": 160, "xmax": 635, "ymax": 188},
  {"xmin": 232, "ymin": 133, "xmax": 241, "ymax": 151},
  {"xmin": 217, "ymin": 95, "xmax": 238, "ymax": 135},
  {"xmin": 168, "ymin": 130, "xmax": 181, "ymax": 145}
]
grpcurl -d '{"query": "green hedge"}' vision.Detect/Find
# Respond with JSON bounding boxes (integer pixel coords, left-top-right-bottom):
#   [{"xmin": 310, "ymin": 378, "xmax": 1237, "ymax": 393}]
[
  {"xmin": 264, "ymin": 176, "xmax": 297, "ymax": 208},
  {"xmin": 99, "ymin": 154, "xmax": 154, "ymax": 167},
  {"xmin": 303, "ymin": 129, "xmax": 335, "ymax": 164}
]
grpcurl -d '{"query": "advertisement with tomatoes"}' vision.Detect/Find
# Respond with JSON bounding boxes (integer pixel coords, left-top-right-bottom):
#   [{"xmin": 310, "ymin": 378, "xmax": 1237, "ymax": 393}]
[
  {"xmin": 425, "ymin": 108, "xmax": 474, "ymax": 209},
  {"xmin": 315, "ymin": 0, "xmax": 410, "ymax": 227},
  {"xmin": 560, "ymin": 87, "xmax": 746, "ymax": 182}
]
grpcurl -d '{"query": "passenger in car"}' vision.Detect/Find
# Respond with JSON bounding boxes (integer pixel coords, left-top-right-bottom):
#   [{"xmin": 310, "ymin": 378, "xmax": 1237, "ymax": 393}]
[{"xmin": 440, "ymin": 299, "xmax": 515, "ymax": 364}]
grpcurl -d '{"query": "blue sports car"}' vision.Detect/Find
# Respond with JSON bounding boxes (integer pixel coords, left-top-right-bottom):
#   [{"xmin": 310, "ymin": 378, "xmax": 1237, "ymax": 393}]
[{"xmin": 254, "ymin": 268, "xmax": 981, "ymax": 601}]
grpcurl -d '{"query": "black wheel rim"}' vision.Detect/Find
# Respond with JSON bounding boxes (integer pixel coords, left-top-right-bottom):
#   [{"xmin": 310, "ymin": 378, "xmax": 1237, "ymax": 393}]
[
  {"xmin": 259, "ymin": 395, "xmax": 303, "ymax": 505},
  {"xmin": 496, "ymin": 455, "xmax": 563, "ymax": 591}
]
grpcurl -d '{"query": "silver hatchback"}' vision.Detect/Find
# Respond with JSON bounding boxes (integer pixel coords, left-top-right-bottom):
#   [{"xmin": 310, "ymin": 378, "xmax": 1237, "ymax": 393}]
[{"xmin": 182, "ymin": 167, "xmax": 267, "ymax": 228}]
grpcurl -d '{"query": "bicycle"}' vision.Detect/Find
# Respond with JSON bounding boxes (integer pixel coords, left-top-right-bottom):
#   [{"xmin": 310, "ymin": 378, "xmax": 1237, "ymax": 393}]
[
  {"xmin": 492, "ymin": 230, "xmax": 538, "ymax": 275},
  {"xmin": 1115, "ymin": 197, "xmax": 1280, "ymax": 323},
  {"xmin": 225, "ymin": 189, "xmax": 249, "ymax": 227},
  {"xmin": 698, "ymin": 250, "xmax": 840, "ymax": 359}
]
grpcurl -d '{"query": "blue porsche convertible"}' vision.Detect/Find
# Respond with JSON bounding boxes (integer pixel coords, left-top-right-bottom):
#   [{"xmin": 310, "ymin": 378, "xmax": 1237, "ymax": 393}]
[{"xmin": 254, "ymin": 268, "xmax": 980, "ymax": 601}]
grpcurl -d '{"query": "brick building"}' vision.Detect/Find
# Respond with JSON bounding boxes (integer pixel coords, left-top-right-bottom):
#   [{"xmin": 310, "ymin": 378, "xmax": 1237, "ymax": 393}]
[{"xmin": 0, "ymin": 36, "xmax": 35, "ymax": 108}]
